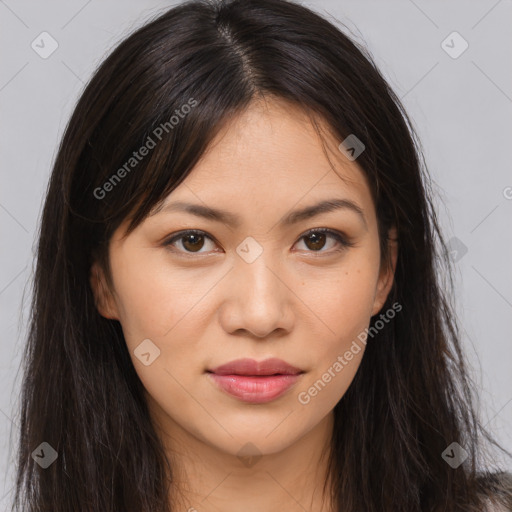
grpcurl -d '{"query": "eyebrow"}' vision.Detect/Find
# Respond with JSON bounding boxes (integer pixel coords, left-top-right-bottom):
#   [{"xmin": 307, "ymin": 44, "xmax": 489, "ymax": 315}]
[{"xmin": 151, "ymin": 198, "xmax": 367, "ymax": 230}]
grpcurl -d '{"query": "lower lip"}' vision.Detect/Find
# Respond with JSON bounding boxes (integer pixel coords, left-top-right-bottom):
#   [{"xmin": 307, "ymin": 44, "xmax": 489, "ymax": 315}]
[{"xmin": 208, "ymin": 373, "xmax": 302, "ymax": 403}]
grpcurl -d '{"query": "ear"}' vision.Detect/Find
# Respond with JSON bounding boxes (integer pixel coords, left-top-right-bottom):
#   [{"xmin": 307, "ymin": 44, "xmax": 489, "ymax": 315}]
[
  {"xmin": 371, "ymin": 226, "xmax": 398, "ymax": 317},
  {"xmin": 89, "ymin": 261, "xmax": 119, "ymax": 320}
]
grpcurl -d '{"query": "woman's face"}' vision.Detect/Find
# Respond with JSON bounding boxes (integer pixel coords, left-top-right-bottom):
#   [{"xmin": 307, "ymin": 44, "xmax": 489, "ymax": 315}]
[{"xmin": 91, "ymin": 97, "xmax": 397, "ymax": 459}]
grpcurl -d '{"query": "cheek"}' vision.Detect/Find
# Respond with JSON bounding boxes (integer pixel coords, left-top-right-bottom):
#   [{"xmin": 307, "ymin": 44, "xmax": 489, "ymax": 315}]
[
  {"xmin": 109, "ymin": 250, "xmax": 213, "ymax": 409},
  {"xmin": 108, "ymin": 247, "xmax": 215, "ymax": 345},
  {"xmin": 296, "ymin": 256, "xmax": 379, "ymax": 401},
  {"xmin": 304, "ymin": 258, "xmax": 379, "ymax": 342},
  {"xmin": 322, "ymin": 274, "xmax": 374, "ymax": 326}
]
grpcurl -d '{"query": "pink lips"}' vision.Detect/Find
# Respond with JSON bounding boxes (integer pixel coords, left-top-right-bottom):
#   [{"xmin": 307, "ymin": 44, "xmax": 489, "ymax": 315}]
[{"xmin": 207, "ymin": 358, "xmax": 304, "ymax": 404}]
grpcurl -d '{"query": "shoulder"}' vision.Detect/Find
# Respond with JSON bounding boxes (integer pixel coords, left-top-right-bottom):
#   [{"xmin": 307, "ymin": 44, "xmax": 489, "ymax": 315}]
[
  {"xmin": 483, "ymin": 500, "xmax": 511, "ymax": 512},
  {"xmin": 484, "ymin": 501, "xmax": 510, "ymax": 512},
  {"xmin": 477, "ymin": 471, "xmax": 512, "ymax": 512}
]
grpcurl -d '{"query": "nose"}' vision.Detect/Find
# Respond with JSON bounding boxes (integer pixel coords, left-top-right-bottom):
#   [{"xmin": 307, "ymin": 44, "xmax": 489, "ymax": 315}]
[{"xmin": 218, "ymin": 250, "xmax": 295, "ymax": 339}]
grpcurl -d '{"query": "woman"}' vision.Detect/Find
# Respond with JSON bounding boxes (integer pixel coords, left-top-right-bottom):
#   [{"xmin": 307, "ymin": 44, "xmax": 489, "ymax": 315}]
[{"xmin": 12, "ymin": 0, "xmax": 512, "ymax": 510}]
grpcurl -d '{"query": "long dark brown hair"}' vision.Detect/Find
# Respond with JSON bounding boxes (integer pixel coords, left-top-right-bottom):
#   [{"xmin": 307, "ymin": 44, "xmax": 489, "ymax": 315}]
[{"xmin": 11, "ymin": 0, "xmax": 511, "ymax": 510}]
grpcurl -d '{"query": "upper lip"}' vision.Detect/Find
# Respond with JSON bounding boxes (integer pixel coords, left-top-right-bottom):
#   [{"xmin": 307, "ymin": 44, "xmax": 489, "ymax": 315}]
[{"xmin": 208, "ymin": 358, "xmax": 303, "ymax": 376}]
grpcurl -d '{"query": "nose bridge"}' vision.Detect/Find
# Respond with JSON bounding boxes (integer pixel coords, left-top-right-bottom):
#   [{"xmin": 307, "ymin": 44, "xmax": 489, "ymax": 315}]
[
  {"xmin": 219, "ymin": 237, "xmax": 293, "ymax": 337},
  {"xmin": 235, "ymin": 240, "xmax": 283, "ymax": 305}
]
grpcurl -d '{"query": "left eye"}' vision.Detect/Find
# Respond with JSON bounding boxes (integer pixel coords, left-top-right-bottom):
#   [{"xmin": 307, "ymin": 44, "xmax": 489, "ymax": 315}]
[
  {"xmin": 295, "ymin": 228, "xmax": 353, "ymax": 253},
  {"xmin": 163, "ymin": 228, "xmax": 353, "ymax": 256}
]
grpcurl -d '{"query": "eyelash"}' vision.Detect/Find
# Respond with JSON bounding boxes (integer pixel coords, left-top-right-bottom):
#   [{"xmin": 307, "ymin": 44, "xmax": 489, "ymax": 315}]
[{"xmin": 162, "ymin": 228, "xmax": 355, "ymax": 257}]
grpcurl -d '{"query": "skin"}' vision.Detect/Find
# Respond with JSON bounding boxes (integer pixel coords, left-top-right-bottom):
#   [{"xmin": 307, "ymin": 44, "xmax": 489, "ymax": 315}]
[{"xmin": 90, "ymin": 96, "xmax": 398, "ymax": 512}]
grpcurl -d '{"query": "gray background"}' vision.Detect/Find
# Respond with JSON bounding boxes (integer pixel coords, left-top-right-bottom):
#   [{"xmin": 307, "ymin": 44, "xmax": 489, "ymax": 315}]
[{"xmin": 1, "ymin": 0, "xmax": 511, "ymax": 507}]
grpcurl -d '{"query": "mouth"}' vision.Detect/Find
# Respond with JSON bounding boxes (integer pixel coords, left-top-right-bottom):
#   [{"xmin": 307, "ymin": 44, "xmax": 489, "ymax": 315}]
[{"xmin": 206, "ymin": 358, "xmax": 304, "ymax": 403}]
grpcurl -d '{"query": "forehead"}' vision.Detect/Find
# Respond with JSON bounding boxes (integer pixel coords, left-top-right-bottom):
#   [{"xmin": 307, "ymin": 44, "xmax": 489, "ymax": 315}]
[{"xmin": 162, "ymin": 97, "xmax": 373, "ymax": 212}]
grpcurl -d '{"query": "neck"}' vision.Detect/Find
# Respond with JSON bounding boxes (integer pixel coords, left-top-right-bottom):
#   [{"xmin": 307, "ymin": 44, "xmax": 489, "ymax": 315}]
[{"xmin": 149, "ymin": 406, "xmax": 336, "ymax": 512}]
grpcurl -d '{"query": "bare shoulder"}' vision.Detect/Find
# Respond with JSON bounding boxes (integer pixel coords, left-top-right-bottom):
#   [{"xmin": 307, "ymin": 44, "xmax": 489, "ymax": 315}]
[{"xmin": 478, "ymin": 471, "xmax": 512, "ymax": 512}]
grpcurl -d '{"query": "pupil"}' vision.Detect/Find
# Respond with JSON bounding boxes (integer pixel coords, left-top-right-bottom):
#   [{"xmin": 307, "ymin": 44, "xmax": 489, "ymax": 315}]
[
  {"xmin": 306, "ymin": 232, "xmax": 326, "ymax": 251},
  {"xmin": 183, "ymin": 234, "xmax": 204, "ymax": 252}
]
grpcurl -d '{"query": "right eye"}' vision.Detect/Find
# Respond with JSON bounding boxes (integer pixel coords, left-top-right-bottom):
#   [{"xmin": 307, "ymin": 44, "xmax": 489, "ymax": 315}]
[{"xmin": 162, "ymin": 229, "xmax": 220, "ymax": 256}]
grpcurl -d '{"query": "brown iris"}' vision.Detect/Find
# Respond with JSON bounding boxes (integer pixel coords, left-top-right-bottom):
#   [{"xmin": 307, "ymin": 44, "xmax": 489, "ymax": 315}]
[
  {"xmin": 181, "ymin": 233, "xmax": 205, "ymax": 252},
  {"xmin": 303, "ymin": 232, "xmax": 327, "ymax": 251}
]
